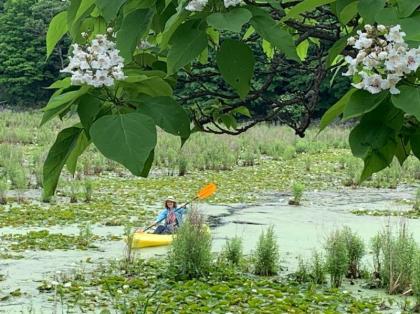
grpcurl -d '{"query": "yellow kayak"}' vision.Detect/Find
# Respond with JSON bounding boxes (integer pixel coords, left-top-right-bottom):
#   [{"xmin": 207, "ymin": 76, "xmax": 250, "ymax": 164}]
[{"xmin": 131, "ymin": 232, "xmax": 174, "ymax": 249}]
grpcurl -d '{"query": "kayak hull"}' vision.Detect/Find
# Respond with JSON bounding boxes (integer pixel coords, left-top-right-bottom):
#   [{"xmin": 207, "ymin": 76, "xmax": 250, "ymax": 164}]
[{"xmin": 132, "ymin": 232, "xmax": 174, "ymax": 249}]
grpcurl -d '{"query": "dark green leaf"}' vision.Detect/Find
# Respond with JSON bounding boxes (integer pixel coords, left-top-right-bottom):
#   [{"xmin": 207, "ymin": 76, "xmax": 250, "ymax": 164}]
[
  {"xmin": 67, "ymin": 0, "xmax": 82, "ymax": 29},
  {"xmin": 283, "ymin": 0, "xmax": 335, "ymax": 19},
  {"xmin": 43, "ymin": 127, "xmax": 83, "ymax": 198},
  {"xmin": 338, "ymin": 0, "xmax": 359, "ymax": 24},
  {"xmin": 375, "ymin": 8, "xmax": 420, "ymax": 41},
  {"xmin": 360, "ymin": 140, "xmax": 396, "ymax": 181},
  {"xmin": 391, "ymin": 85, "xmax": 420, "ymax": 120},
  {"xmin": 319, "ymin": 88, "xmax": 356, "ymax": 131},
  {"xmin": 140, "ymin": 149, "xmax": 154, "ymax": 177},
  {"xmin": 358, "ymin": 0, "xmax": 385, "ymax": 23},
  {"xmin": 395, "ymin": 135, "xmax": 411, "ymax": 165},
  {"xmin": 326, "ymin": 35, "xmax": 349, "ymax": 66},
  {"xmin": 77, "ymin": 94, "xmax": 102, "ymax": 132},
  {"xmin": 216, "ymin": 39, "xmax": 255, "ymax": 99},
  {"xmin": 122, "ymin": 77, "xmax": 173, "ymax": 96},
  {"xmin": 66, "ymin": 130, "xmax": 90, "ymax": 175},
  {"xmin": 397, "ymin": 0, "xmax": 420, "ymax": 17},
  {"xmin": 135, "ymin": 96, "xmax": 190, "ymax": 140},
  {"xmin": 75, "ymin": 0, "xmax": 95, "ymax": 22},
  {"xmin": 116, "ymin": 9, "xmax": 154, "ymax": 63},
  {"xmin": 411, "ymin": 131, "xmax": 420, "ymax": 159},
  {"xmin": 343, "ymin": 90, "xmax": 387, "ymax": 121},
  {"xmin": 167, "ymin": 20, "xmax": 208, "ymax": 74},
  {"xmin": 41, "ymin": 87, "xmax": 89, "ymax": 126},
  {"xmin": 249, "ymin": 7, "xmax": 299, "ymax": 62},
  {"xmin": 90, "ymin": 113, "xmax": 157, "ymax": 175},
  {"xmin": 95, "ymin": 0, "xmax": 128, "ymax": 22},
  {"xmin": 46, "ymin": 12, "xmax": 68, "ymax": 59},
  {"xmin": 207, "ymin": 8, "xmax": 252, "ymax": 33}
]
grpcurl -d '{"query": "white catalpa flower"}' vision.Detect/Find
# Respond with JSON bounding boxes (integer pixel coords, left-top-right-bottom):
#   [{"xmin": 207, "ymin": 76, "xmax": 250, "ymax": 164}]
[
  {"xmin": 224, "ymin": 0, "xmax": 241, "ymax": 8},
  {"xmin": 61, "ymin": 33, "xmax": 126, "ymax": 87},
  {"xmin": 343, "ymin": 24, "xmax": 420, "ymax": 94},
  {"xmin": 185, "ymin": 0, "xmax": 208, "ymax": 11},
  {"xmin": 385, "ymin": 25, "xmax": 406, "ymax": 44}
]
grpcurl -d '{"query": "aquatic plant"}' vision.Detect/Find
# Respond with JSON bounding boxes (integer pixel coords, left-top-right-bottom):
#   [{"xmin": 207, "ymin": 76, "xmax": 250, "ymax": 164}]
[
  {"xmin": 310, "ymin": 250, "xmax": 326, "ymax": 284},
  {"xmin": 325, "ymin": 229, "xmax": 349, "ymax": 288},
  {"xmin": 289, "ymin": 182, "xmax": 305, "ymax": 205},
  {"xmin": 414, "ymin": 188, "xmax": 420, "ymax": 211},
  {"xmin": 168, "ymin": 207, "xmax": 212, "ymax": 279},
  {"xmin": 83, "ymin": 179, "xmax": 93, "ymax": 203},
  {"xmin": 222, "ymin": 236, "xmax": 243, "ymax": 266},
  {"xmin": 372, "ymin": 222, "xmax": 418, "ymax": 294},
  {"xmin": 0, "ymin": 177, "xmax": 8, "ymax": 205},
  {"xmin": 253, "ymin": 225, "xmax": 279, "ymax": 276},
  {"xmin": 341, "ymin": 226, "xmax": 365, "ymax": 279}
]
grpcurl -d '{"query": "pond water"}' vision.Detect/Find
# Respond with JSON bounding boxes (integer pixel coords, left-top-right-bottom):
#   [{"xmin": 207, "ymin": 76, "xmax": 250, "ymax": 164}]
[{"xmin": 0, "ymin": 185, "xmax": 418, "ymax": 312}]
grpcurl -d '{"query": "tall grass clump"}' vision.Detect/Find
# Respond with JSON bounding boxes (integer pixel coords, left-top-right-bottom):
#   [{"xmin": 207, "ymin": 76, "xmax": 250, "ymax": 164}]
[
  {"xmin": 289, "ymin": 182, "xmax": 305, "ymax": 205},
  {"xmin": 412, "ymin": 250, "xmax": 420, "ymax": 312},
  {"xmin": 253, "ymin": 226, "xmax": 279, "ymax": 276},
  {"xmin": 341, "ymin": 226, "xmax": 365, "ymax": 279},
  {"xmin": 324, "ymin": 230, "xmax": 348, "ymax": 288},
  {"xmin": 83, "ymin": 179, "xmax": 93, "ymax": 203},
  {"xmin": 372, "ymin": 222, "xmax": 417, "ymax": 294},
  {"xmin": 168, "ymin": 208, "xmax": 212, "ymax": 280},
  {"xmin": 414, "ymin": 188, "xmax": 420, "ymax": 211},
  {"xmin": 222, "ymin": 236, "xmax": 243, "ymax": 265},
  {"xmin": 0, "ymin": 178, "xmax": 8, "ymax": 204},
  {"xmin": 295, "ymin": 251, "xmax": 326, "ymax": 284}
]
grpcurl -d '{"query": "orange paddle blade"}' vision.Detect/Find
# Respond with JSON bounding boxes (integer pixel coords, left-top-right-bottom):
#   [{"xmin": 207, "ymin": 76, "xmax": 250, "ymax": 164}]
[{"xmin": 197, "ymin": 183, "xmax": 217, "ymax": 200}]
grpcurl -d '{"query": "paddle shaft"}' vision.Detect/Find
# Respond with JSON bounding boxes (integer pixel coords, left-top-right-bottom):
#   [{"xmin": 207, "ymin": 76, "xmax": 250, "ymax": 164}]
[{"xmin": 142, "ymin": 197, "xmax": 198, "ymax": 232}]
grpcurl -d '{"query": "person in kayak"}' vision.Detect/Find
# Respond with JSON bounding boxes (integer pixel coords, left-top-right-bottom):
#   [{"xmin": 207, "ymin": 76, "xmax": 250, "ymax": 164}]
[{"xmin": 153, "ymin": 196, "xmax": 186, "ymax": 234}]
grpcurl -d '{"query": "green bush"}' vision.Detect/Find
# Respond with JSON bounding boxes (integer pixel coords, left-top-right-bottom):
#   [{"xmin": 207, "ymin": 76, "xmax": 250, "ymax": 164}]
[
  {"xmin": 325, "ymin": 230, "xmax": 348, "ymax": 288},
  {"xmin": 414, "ymin": 188, "xmax": 420, "ymax": 211},
  {"xmin": 289, "ymin": 182, "xmax": 304, "ymax": 205},
  {"xmin": 222, "ymin": 236, "xmax": 243, "ymax": 265},
  {"xmin": 310, "ymin": 251, "xmax": 326, "ymax": 284},
  {"xmin": 412, "ymin": 250, "xmax": 420, "ymax": 308},
  {"xmin": 253, "ymin": 226, "xmax": 279, "ymax": 276},
  {"xmin": 373, "ymin": 223, "xmax": 418, "ymax": 294},
  {"xmin": 0, "ymin": 178, "xmax": 8, "ymax": 204},
  {"xmin": 168, "ymin": 208, "xmax": 212, "ymax": 280},
  {"xmin": 83, "ymin": 180, "xmax": 93, "ymax": 203},
  {"xmin": 341, "ymin": 226, "xmax": 365, "ymax": 279}
]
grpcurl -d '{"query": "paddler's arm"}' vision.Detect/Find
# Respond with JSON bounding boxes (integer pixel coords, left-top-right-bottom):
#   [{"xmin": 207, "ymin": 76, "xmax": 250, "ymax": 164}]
[{"xmin": 135, "ymin": 209, "xmax": 167, "ymax": 233}]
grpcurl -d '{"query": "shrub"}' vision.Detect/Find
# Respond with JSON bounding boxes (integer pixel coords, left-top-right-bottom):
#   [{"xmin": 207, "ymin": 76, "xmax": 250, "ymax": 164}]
[
  {"xmin": 310, "ymin": 250, "xmax": 326, "ymax": 284},
  {"xmin": 222, "ymin": 236, "xmax": 243, "ymax": 265},
  {"xmin": 412, "ymin": 250, "xmax": 420, "ymax": 309},
  {"xmin": 168, "ymin": 208, "xmax": 212, "ymax": 280},
  {"xmin": 83, "ymin": 180, "xmax": 93, "ymax": 203},
  {"xmin": 414, "ymin": 188, "xmax": 420, "ymax": 211},
  {"xmin": 0, "ymin": 178, "xmax": 8, "ymax": 204},
  {"xmin": 325, "ymin": 230, "xmax": 348, "ymax": 288},
  {"xmin": 253, "ymin": 226, "xmax": 279, "ymax": 276},
  {"xmin": 341, "ymin": 226, "xmax": 365, "ymax": 279},
  {"xmin": 373, "ymin": 222, "xmax": 418, "ymax": 294},
  {"xmin": 295, "ymin": 256, "xmax": 310, "ymax": 283},
  {"xmin": 289, "ymin": 182, "xmax": 305, "ymax": 205}
]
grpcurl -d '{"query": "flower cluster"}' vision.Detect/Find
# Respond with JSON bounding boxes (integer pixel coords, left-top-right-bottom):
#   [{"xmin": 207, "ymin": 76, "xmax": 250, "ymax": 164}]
[
  {"xmin": 61, "ymin": 30, "xmax": 126, "ymax": 88},
  {"xmin": 185, "ymin": 0, "xmax": 241, "ymax": 12},
  {"xmin": 343, "ymin": 24, "xmax": 420, "ymax": 94}
]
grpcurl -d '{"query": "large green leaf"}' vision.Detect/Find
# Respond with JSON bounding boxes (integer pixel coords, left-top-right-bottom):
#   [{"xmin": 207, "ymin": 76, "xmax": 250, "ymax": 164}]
[
  {"xmin": 41, "ymin": 87, "xmax": 89, "ymax": 126},
  {"xmin": 116, "ymin": 9, "xmax": 154, "ymax": 63},
  {"xmin": 360, "ymin": 140, "xmax": 397, "ymax": 181},
  {"xmin": 326, "ymin": 35, "xmax": 348, "ymax": 66},
  {"xmin": 343, "ymin": 90, "xmax": 387, "ymax": 121},
  {"xmin": 167, "ymin": 20, "xmax": 208, "ymax": 74},
  {"xmin": 283, "ymin": 0, "xmax": 335, "ymax": 19},
  {"xmin": 207, "ymin": 8, "xmax": 252, "ymax": 33},
  {"xmin": 249, "ymin": 7, "xmax": 299, "ymax": 62},
  {"xmin": 75, "ymin": 0, "xmax": 95, "ymax": 22},
  {"xmin": 319, "ymin": 88, "xmax": 356, "ymax": 132},
  {"xmin": 135, "ymin": 96, "xmax": 190, "ymax": 140},
  {"xmin": 358, "ymin": 0, "xmax": 385, "ymax": 23},
  {"xmin": 411, "ymin": 131, "xmax": 420, "ymax": 159},
  {"xmin": 66, "ymin": 130, "xmax": 90, "ymax": 175},
  {"xmin": 46, "ymin": 11, "xmax": 68, "ymax": 59},
  {"xmin": 77, "ymin": 94, "xmax": 102, "ymax": 132},
  {"xmin": 43, "ymin": 126, "xmax": 84, "ymax": 198},
  {"xmin": 90, "ymin": 113, "xmax": 157, "ymax": 175},
  {"xmin": 391, "ymin": 85, "xmax": 420, "ymax": 120},
  {"xmin": 338, "ymin": 0, "xmax": 359, "ymax": 24},
  {"xmin": 95, "ymin": 0, "xmax": 128, "ymax": 22},
  {"xmin": 122, "ymin": 76, "xmax": 173, "ymax": 96},
  {"xmin": 216, "ymin": 40, "xmax": 255, "ymax": 99},
  {"xmin": 375, "ymin": 8, "xmax": 420, "ymax": 41},
  {"xmin": 397, "ymin": 0, "xmax": 420, "ymax": 17}
]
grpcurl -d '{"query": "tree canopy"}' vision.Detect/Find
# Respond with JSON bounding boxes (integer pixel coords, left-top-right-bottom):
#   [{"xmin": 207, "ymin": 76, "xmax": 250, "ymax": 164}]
[
  {"xmin": 42, "ymin": 0, "xmax": 420, "ymax": 198},
  {"xmin": 0, "ymin": 0, "xmax": 67, "ymax": 106}
]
